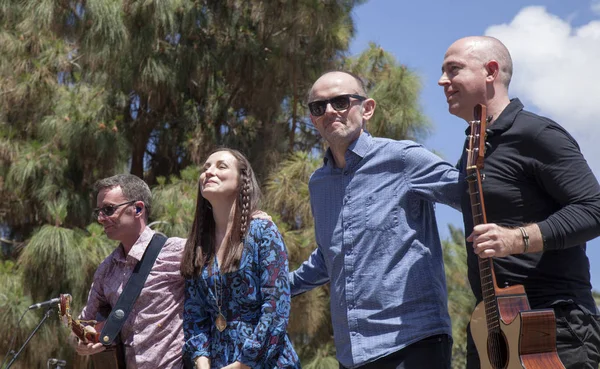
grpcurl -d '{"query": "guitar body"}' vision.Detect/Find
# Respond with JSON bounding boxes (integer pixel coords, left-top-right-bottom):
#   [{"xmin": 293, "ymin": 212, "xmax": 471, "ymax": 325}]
[
  {"xmin": 92, "ymin": 344, "xmax": 126, "ymax": 369},
  {"xmin": 471, "ymin": 299, "xmax": 521, "ymax": 369},
  {"xmin": 471, "ymin": 294, "xmax": 565, "ymax": 369}
]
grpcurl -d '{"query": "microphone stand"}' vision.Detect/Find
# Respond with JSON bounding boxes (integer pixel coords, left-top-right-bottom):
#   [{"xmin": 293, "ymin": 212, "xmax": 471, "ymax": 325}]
[{"xmin": 4, "ymin": 307, "xmax": 54, "ymax": 369}]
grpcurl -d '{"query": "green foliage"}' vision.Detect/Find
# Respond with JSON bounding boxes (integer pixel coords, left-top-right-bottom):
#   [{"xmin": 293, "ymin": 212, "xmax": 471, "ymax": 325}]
[
  {"xmin": 0, "ymin": 262, "xmax": 56, "ymax": 369},
  {"xmin": 0, "ymin": 262, "xmax": 31, "ymax": 319},
  {"xmin": 264, "ymin": 151, "xmax": 319, "ymax": 230},
  {"xmin": 301, "ymin": 342, "xmax": 339, "ymax": 369},
  {"xmin": 344, "ymin": 42, "xmax": 431, "ymax": 141},
  {"xmin": 19, "ymin": 225, "xmax": 87, "ymax": 302},
  {"xmin": 442, "ymin": 225, "xmax": 476, "ymax": 369},
  {"xmin": 77, "ymin": 223, "xmax": 117, "ymax": 301},
  {"xmin": 151, "ymin": 166, "xmax": 199, "ymax": 238}
]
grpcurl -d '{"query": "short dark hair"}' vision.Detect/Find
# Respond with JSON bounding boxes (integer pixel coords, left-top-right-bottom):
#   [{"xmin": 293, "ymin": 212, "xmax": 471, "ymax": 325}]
[{"xmin": 93, "ymin": 174, "xmax": 152, "ymax": 218}]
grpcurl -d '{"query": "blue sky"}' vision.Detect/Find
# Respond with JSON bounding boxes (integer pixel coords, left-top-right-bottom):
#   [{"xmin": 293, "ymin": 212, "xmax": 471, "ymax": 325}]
[{"xmin": 349, "ymin": 0, "xmax": 600, "ymax": 291}]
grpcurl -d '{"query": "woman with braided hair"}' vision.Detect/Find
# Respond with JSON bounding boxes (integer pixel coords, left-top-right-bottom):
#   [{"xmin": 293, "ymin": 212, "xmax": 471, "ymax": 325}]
[{"xmin": 181, "ymin": 148, "xmax": 300, "ymax": 369}]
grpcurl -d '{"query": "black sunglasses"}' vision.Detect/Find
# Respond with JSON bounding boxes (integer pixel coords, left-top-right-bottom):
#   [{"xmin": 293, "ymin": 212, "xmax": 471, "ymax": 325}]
[
  {"xmin": 308, "ymin": 94, "xmax": 367, "ymax": 117},
  {"xmin": 93, "ymin": 200, "xmax": 136, "ymax": 218}
]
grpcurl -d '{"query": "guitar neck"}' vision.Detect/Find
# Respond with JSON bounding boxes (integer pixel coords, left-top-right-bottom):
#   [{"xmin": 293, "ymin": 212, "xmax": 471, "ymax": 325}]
[
  {"xmin": 71, "ymin": 321, "xmax": 88, "ymax": 341},
  {"xmin": 467, "ymin": 166, "xmax": 501, "ymax": 334},
  {"xmin": 466, "ymin": 104, "xmax": 502, "ymax": 334}
]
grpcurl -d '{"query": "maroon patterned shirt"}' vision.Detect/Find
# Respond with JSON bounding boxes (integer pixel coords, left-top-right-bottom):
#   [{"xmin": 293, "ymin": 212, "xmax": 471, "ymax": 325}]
[{"xmin": 80, "ymin": 227, "xmax": 186, "ymax": 369}]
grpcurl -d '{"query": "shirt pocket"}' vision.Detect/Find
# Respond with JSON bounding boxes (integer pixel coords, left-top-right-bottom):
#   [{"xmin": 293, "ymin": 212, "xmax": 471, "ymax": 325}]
[{"xmin": 365, "ymin": 193, "xmax": 399, "ymax": 231}]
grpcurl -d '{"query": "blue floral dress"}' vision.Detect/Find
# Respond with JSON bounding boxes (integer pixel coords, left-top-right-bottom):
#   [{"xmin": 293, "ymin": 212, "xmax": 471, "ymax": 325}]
[{"xmin": 183, "ymin": 219, "xmax": 300, "ymax": 369}]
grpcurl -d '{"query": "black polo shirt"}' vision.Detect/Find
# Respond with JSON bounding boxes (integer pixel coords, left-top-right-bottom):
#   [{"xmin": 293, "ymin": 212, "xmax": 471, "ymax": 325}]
[{"xmin": 458, "ymin": 98, "xmax": 600, "ymax": 312}]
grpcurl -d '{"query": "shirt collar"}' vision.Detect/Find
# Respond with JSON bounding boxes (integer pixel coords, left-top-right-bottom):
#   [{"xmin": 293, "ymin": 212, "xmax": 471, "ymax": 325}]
[
  {"xmin": 463, "ymin": 98, "xmax": 524, "ymax": 137},
  {"xmin": 323, "ymin": 131, "xmax": 373, "ymax": 169},
  {"xmin": 125, "ymin": 227, "xmax": 155, "ymax": 262}
]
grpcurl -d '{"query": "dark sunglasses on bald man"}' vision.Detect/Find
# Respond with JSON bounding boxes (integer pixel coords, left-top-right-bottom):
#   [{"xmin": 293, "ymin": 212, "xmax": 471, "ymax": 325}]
[
  {"xmin": 93, "ymin": 200, "xmax": 136, "ymax": 218},
  {"xmin": 308, "ymin": 94, "xmax": 367, "ymax": 117}
]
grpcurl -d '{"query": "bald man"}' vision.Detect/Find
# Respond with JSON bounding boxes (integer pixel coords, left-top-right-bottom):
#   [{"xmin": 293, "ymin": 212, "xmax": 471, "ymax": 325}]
[
  {"xmin": 439, "ymin": 36, "xmax": 600, "ymax": 369},
  {"xmin": 289, "ymin": 71, "xmax": 461, "ymax": 369}
]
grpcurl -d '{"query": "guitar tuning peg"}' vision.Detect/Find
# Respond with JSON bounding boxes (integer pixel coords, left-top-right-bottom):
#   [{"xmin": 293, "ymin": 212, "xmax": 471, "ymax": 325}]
[
  {"xmin": 485, "ymin": 142, "xmax": 492, "ymax": 152},
  {"xmin": 487, "ymin": 115, "xmax": 493, "ymax": 123},
  {"xmin": 485, "ymin": 129, "xmax": 493, "ymax": 137}
]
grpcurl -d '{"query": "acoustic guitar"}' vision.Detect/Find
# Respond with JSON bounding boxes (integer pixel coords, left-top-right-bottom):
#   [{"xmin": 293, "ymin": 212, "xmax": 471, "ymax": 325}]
[
  {"xmin": 466, "ymin": 104, "xmax": 565, "ymax": 369},
  {"xmin": 58, "ymin": 294, "xmax": 126, "ymax": 369}
]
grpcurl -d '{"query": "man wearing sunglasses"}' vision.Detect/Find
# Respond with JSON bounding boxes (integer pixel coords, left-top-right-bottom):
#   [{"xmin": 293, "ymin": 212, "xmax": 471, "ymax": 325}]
[
  {"xmin": 76, "ymin": 174, "xmax": 187, "ymax": 369},
  {"xmin": 289, "ymin": 71, "xmax": 461, "ymax": 369}
]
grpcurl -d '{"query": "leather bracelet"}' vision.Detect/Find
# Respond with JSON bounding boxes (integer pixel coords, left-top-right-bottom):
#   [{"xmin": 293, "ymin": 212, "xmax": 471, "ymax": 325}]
[{"xmin": 518, "ymin": 227, "xmax": 529, "ymax": 254}]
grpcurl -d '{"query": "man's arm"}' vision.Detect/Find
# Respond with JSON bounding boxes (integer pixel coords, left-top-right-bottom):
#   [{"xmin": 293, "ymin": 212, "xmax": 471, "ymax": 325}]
[
  {"xmin": 404, "ymin": 143, "xmax": 461, "ymax": 210},
  {"xmin": 532, "ymin": 125, "xmax": 600, "ymax": 250},
  {"xmin": 470, "ymin": 124, "xmax": 600, "ymax": 257},
  {"xmin": 468, "ymin": 223, "xmax": 543, "ymax": 258},
  {"xmin": 289, "ymin": 246, "xmax": 330, "ymax": 297},
  {"xmin": 75, "ymin": 264, "xmax": 110, "ymax": 355}
]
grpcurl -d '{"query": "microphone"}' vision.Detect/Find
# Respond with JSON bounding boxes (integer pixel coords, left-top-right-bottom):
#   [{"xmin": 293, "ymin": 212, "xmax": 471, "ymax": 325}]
[
  {"xmin": 28, "ymin": 297, "xmax": 60, "ymax": 310},
  {"xmin": 48, "ymin": 358, "xmax": 67, "ymax": 366}
]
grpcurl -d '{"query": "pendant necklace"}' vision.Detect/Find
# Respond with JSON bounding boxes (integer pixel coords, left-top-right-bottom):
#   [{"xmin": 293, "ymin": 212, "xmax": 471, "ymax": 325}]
[{"xmin": 214, "ymin": 263, "xmax": 227, "ymax": 332}]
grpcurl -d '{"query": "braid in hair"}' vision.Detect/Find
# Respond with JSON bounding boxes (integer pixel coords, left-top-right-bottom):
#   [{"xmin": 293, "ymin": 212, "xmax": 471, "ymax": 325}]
[
  {"xmin": 194, "ymin": 199, "xmax": 205, "ymax": 273},
  {"xmin": 239, "ymin": 169, "xmax": 251, "ymax": 240}
]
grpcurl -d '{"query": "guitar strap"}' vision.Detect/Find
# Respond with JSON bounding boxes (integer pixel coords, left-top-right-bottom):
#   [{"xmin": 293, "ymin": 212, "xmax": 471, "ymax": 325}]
[{"xmin": 99, "ymin": 233, "xmax": 168, "ymax": 345}]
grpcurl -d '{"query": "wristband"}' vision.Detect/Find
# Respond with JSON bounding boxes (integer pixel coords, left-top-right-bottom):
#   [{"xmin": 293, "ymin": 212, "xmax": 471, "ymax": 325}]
[{"xmin": 518, "ymin": 227, "xmax": 529, "ymax": 254}]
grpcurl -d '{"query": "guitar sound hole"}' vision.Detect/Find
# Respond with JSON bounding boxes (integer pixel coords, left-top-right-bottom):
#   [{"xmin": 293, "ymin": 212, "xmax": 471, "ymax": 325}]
[{"xmin": 487, "ymin": 331, "xmax": 508, "ymax": 369}]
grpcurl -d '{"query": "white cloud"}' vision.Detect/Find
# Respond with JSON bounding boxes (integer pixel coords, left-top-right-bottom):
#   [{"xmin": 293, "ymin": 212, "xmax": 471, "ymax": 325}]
[{"xmin": 485, "ymin": 6, "xmax": 600, "ymax": 175}]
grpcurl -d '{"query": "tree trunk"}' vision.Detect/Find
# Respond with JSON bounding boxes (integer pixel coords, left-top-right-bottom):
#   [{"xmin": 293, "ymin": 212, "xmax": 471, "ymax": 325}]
[{"xmin": 129, "ymin": 116, "xmax": 154, "ymax": 180}]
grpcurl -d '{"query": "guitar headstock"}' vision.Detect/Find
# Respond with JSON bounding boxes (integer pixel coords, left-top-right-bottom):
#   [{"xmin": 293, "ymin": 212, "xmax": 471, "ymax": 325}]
[
  {"xmin": 466, "ymin": 104, "xmax": 490, "ymax": 171},
  {"xmin": 58, "ymin": 294, "xmax": 72, "ymax": 325},
  {"xmin": 57, "ymin": 293, "xmax": 99, "ymax": 344}
]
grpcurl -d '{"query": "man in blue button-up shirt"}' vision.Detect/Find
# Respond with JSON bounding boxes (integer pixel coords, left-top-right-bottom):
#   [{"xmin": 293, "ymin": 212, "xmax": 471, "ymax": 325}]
[{"xmin": 289, "ymin": 71, "xmax": 461, "ymax": 369}]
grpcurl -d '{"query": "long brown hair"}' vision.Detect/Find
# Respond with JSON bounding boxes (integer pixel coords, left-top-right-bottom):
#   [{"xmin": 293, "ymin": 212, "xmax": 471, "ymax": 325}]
[{"xmin": 180, "ymin": 148, "xmax": 261, "ymax": 278}]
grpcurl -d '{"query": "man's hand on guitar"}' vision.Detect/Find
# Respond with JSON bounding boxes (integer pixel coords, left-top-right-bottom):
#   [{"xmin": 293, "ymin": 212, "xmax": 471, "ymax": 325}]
[
  {"xmin": 73, "ymin": 325, "xmax": 106, "ymax": 356},
  {"xmin": 468, "ymin": 223, "xmax": 523, "ymax": 258},
  {"xmin": 76, "ymin": 341, "xmax": 107, "ymax": 356}
]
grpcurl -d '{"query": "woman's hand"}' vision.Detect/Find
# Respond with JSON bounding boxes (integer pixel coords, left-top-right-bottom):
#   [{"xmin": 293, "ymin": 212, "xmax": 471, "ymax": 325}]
[
  {"xmin": 221, "ymin": 361, "xmax": 250, "ymax": 369},
  {"xmin": 251, "ymin": 210, "xmax": 272, "ymax": 221}
]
